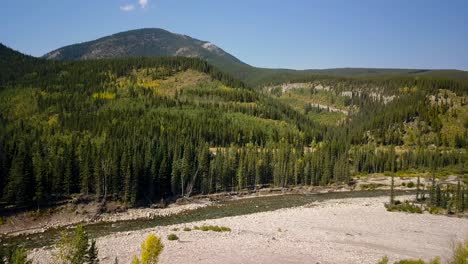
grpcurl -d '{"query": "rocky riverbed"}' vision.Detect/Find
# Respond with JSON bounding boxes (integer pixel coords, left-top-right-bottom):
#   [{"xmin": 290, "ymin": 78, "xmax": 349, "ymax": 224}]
[{"xmin": 28, "ymin": 195, "xmax": 468, "ymax": 264}]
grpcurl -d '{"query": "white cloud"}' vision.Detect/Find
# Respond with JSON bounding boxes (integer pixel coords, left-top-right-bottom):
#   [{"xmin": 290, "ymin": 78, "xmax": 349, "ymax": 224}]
[
  {"xmin": 120, "ymin": 4, "xmax": 135, "ymax": 12},
  {"xmin": 139, "ymin": 0, "xmax": 149, "ymax": 8}
]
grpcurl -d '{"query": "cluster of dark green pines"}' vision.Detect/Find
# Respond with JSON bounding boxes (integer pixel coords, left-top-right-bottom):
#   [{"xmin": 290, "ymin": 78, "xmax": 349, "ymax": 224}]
[{"xmin": 0, "ymin": 45, "xmax": 466, "ymax": 208}]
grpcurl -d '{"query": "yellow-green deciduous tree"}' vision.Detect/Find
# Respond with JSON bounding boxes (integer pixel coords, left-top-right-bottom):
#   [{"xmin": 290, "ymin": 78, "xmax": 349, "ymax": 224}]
[{"xmin": 132, "ymin": 234, "xmax": 164, "ymax": 264}]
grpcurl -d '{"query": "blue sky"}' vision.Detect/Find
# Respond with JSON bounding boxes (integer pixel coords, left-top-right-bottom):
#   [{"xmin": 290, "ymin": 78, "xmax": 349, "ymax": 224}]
[{"xmin": 1, "ymin": 0, "xmax": 467, "ymax": 70}]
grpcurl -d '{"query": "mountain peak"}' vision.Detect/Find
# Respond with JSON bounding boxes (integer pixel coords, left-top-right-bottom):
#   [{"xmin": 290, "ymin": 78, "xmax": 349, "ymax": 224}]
[{"xmin": 43, "ymin": 28, "xmax": 249, "ymax": 71}]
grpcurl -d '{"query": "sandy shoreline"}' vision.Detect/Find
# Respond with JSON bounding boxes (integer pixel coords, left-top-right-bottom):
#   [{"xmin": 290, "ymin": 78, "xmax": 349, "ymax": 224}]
[{"xmin": 29, "ymin": 195, "xmax": 468, "ymax": 264}]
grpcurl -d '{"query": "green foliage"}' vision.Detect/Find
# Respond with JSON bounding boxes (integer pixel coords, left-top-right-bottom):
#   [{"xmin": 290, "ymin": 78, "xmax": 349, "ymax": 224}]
[
  {"xmin": 427, "ymin": 206, "xmax": 445, "ymax": 215},
  {"xmin": 360, "ymin": 183, "xmax": 386, "ymax": 190},
  {"xmin": 167, "ymin": 234, "xmax": 179, "ymax": 241},
  {"xmin": 426, "ymin": 180, "xmax": 467, "ymax": 214},
  {"xmin": 451, "ymin": 240, "xmax": 468, "ymax": 264},
  {"xmin": 0, "ymin": 42, "xmax": 466, "ymax": 209},
  {"xmin": 199, "ymin": 225, "xmax": 231, "ymax": 232},
  {"xmin": 54, "ymin": 224, "xmax": 98, "ymax": 264},
  {"xmin": 377, "ymin": 256, "xmax": 389, "ymax": 264},
  {"xmin": 183, "ymin": 227, "xmax": 191, "ymax": 231},
  {"xmin": 393, "ymin": 258, "xmax": 440, "ymax": 264},
  {"xmin": 9, "ymin": 248, "xmax": 31, "ymax": 264},
  {"xmin": 86, "ymin": 240, "xmax": 99, "ymax": 264},
  {"xmin": 131, "ymin": 256, "xmax": 140, "ymax": 264},
  {"xmin": 377, "ymin": 256, "xmax": 441, "ymax": 264},
  {"xmin": 140, "ymin": 234, "xmax": 164, "ymax": 264},
  {"xmin": 386, "ymin": 201, "xmax": 423, "ymax": 214},
  {"xmin": 394, "ymin": 260, "xmax": 426, "ymax": 264}
]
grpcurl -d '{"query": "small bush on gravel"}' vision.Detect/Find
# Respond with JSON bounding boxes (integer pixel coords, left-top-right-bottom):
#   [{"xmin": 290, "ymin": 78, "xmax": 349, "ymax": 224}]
[
  {"xmin": 377, "ymin": 239, "xmax": 466, "ymax": 264},
  {"xmin": 200, "ymin": 225, "xmax": 231, "ymax": 232},
  {"xmin": 220, "ymin": 226, "xmax": 231, "ymax": 232},
  {"xmin": 170, "ymin": 228, "xmax": 179, "ymax": 231},
  {"xmin": 394, "ymin": 260, "xmax": 426, "ymax": 264},
  {"xmin": 167, "ymin": 234, "xmax": 179, "ymax": 241},
  {"xmin": 194, "ymin": 226, "xmax": 200, "ymax": 230},
  {"xmin": 377, "ymin": 256, "xmax": 441, "ymax": 264},
  {"xmin": 138, "ymin": 234, "xmax": 164, "ymax": 264},
  {"xmin": 386, "ymin": 202, "xmax": 422, "ymax": 214},
  {"xmin": 8, "ymin": 248, "xmax": 30, "ymax": 264},
  {"xmin": 183, "ymin": 227, "xmax": 191, "ymax": 231},
  {"xmin": 406, "ymin": 182, "xmax": 415, "ymax": 188},
  {"xmin": 377, "ymin": 256, "xmax": 388, "ymax": 264},
  {"xmin": 427, "ymin": 206, "xmax": 444, "ymax": 215},
  {"xmin": 452, "ymin": 240, "xmax": 468, "ymax": 264}
]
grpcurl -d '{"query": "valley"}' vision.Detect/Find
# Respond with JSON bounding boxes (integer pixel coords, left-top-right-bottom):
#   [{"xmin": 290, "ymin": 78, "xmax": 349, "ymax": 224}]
[{"xmin": 0, "ymin": 23, "xmax": 467, "ymax": 264}]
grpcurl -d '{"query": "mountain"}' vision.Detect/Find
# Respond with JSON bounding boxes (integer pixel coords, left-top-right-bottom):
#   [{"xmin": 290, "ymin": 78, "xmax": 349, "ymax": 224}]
[
  {"xmin": 0, "ymin": 43, "xmax": 49, "ymax": 84},
  {"xmin": 43, "ymin": 28, "xmax": 253, "ymax": 77},
  {"xmin": 43, "ymin": 28, "xmax": 468, "ymax": 86}
]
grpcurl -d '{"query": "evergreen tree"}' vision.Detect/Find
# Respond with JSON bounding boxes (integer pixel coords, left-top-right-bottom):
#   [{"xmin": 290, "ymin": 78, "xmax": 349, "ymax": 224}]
[{"xmin": 86, "ymin": 239, "xmax": 99, "ymax": 264}]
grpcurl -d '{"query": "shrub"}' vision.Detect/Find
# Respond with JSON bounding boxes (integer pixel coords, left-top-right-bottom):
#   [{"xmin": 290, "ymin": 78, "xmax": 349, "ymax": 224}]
[
  {"xmin": 194, "ymin": 226, "xmax": 200, "ymax": 230},
  {"xmin": 183, "ymin": 227, "xmax": 191, "ymax": 231},
  {"xmin": 86, "ymin": 239, "xmax": 99, "ymax": 264},
  {"xmin": 55, "ymin": 224, "xmax": 89, "ymax": 264},
  {"xmin": 394, "ymin": 259, "xmax": 440, "ymax": 264},
  {"xmin": 452, "ymin": 240, "xmax": 468, "ymax": 264},
  {"xmin": 131, "ymin": 255, "xmax": 140, "ymax": 264},
  {"xmin": 406, "ymin": 182, "xmax": 415, "ymax": 188},
  {"xmin": 394, "ymin": 260, "xmax": 425, "ymax": 264},
  {"xmin": 427, "ymin": 206, "xmax": 444, "ymax": 215},
  {"xmin": 220, "ymin": 226, "xmax": 231, "ymax": 232},
  {"xmin": 170, "ymin": 228, "xmax": 179, "ymax": 231},
  {"xmin": 0, "ymin": 217, "xmax": 5, "ymax": 225},
  {"xmin": 10, "ymin": 248, "xmax": 31, "ymax": 264},
  {"xmin": 199, "ymin": 225, "xmax": 231, "ymax": 232},
  {"xmin": 132, "ymin": 234, "xmax": 164, "ymax": 264},
  {"xmin": 167, "ymin": 234, "xmax": 179, "ymax": 241},
  {"xmin": 360, "ymin": 183, "xmax": 385, "ymax": 190},
  {"xmin": 386, "ymin": 202, "xmax": 422, "ymax": 214},
  {"xmin": 378, "ymin": 257, "xmax": 441, "ymax": 264},
  {"xmin": 377, "ymin": 256, "xmax": 388, "ymax": 264},
  {"xmin": 140, "ymin": 234, "xmax": 164, "ymax": 264},
  {"xmin": 376, "ymin": 239, "xmax": 465, "ymax": 264}
]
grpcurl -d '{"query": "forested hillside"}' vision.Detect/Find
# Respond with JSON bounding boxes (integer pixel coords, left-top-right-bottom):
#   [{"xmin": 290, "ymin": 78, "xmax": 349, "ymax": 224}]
[{"xmin": 0, "ymin": 44, "xmax": 466, "ymax": 209}]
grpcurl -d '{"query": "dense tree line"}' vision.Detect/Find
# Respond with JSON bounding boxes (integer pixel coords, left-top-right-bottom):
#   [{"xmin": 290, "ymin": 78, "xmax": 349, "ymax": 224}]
[{"xmin": 0, "ymin": 45, "xmax": 466, "ymax": 209}]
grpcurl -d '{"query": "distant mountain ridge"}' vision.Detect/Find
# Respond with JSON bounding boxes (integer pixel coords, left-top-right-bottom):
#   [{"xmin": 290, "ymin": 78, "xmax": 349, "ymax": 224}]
[
  {"xmin": 43, "ymin": 28, "xmax": 251, "ymax": 73},
  {"xmin": 41, "ymin": 28, "xmax": 468, "ymax": 86}
]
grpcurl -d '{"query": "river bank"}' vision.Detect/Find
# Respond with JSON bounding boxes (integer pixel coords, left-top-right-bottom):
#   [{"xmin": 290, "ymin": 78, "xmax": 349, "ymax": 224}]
[
  {"xmin": 2, "ymin": 174, "xmax": 436, "ymax": 237},
  {"xmin": 28, "ymin": 194, "xmax": 468, "ymax": 264}
]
